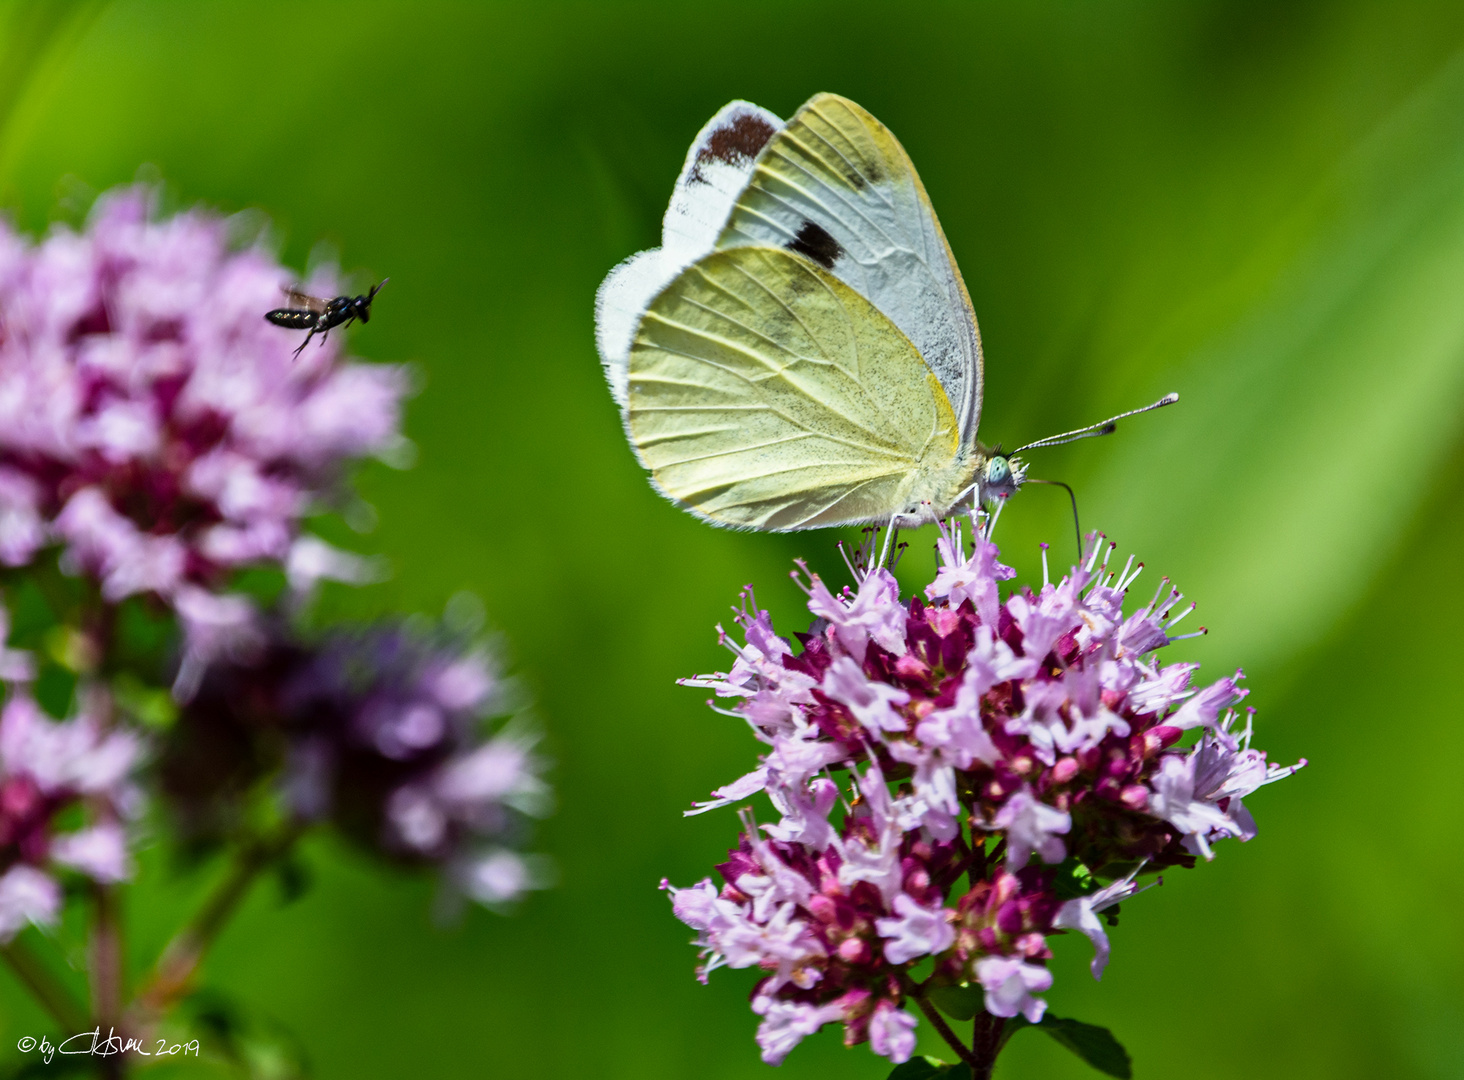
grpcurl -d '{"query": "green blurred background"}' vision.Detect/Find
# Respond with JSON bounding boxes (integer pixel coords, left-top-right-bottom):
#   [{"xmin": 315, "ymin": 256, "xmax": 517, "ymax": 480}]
[{"xmin": 1, "ymin": 0, "xmax": 1463, "ymax": 1076}]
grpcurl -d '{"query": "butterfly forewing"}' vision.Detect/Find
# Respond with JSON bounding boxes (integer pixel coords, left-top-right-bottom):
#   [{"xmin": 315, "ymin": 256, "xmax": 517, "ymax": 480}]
[
  {"xmin": 626, "ymin": 246, "xmax": 962, "ymax": 530},
  {"xmin": 596, "ymin": 101, "xmax": 785, "ymax": 406},
  {"xmin": 715, "ymin": 93, "xmax": 984, "ymax": 444}
]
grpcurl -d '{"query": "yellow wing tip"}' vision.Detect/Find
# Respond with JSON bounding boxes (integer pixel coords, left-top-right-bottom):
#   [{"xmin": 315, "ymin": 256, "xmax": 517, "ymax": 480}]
[{"xmin": 799, "ymin": 91, "xmax": 875, "ymax": 119}]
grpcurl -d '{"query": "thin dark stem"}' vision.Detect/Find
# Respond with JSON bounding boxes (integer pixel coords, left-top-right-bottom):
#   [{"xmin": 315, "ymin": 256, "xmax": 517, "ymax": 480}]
[
  {"xmin": 91, "ymin": 881, "xmax": 122, "ymax": 1024},
  {"xmin": 911, "ymin": 993, "xmax": 980, "ymax": 1071},
  {"xmin": 970, "ymin": 1010, "xmax": 1006, "ymax": 1079},
  {"xmin": 0, "ymin": 937, "xmax": 88, "ymax": 1031},
  {"xmin": 128, "ymin": 822, "xmax": 303, "ymax": 1024},
  {"xmin": 91, "ymin": 881, "xmax": 125, "ymax": 1079}
]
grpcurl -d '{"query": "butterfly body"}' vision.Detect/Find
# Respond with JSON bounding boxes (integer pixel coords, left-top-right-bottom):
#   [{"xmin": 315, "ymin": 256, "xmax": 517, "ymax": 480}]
[{"xmin": 598, "ymin": 94, "xmax": 1008, "ymax": 530}]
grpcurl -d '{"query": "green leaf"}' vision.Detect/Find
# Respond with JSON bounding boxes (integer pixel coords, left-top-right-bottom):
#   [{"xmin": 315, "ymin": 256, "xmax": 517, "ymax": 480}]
[
  {"xmin": 1051, "ymin": 857, "xmax": 1096, "ymax": 900},
  {"xmin": 885, "ymin": 1059, "xmax": 971, "ymax": 1080},
  {"xmin": 43, "ymin": 625, "xmax": 96, "ymax": 674},
  {"xmin": 111, "ymin": 670, "xmax": 179, "ymax": 730},
  {"xmin": 188, "ymin": 989, "xmax": 312, "ymax": 1079},
  {"xmin": 886, "ymin": 1058, "xmax": 948, "ymax": 1080},
  {"xmin": 928, "ymin": 984, "xmax": 984, "ymax": 1021},
  {"xmin": 274, "ymin": 853, "xmax": 313, "ymax": 905},
  {"xmin": 1004, "ymin": 1014, "xmax": 1132, "ymax": 1078}
]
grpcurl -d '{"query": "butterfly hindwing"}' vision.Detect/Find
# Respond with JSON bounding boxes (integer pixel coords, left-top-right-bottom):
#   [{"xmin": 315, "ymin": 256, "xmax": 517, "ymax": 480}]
[
  {"xmin": 626, "ymin": 246, "xmax": 961, "ymax": 530},
  {"xmin": 715, "ymin": 93, "xmax": 984, "ymax": 444}
]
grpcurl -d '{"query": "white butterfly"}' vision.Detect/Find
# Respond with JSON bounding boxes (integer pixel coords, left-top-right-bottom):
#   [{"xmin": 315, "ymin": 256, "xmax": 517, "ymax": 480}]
[{"xmin": 596, "ymin": 93, "xmax": 1173, "ymax": 533}]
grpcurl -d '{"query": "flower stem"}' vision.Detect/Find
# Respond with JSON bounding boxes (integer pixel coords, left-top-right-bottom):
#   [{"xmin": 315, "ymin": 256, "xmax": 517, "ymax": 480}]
[
  {"xmin": 128, "ymin": 823, "xmax": 303, "ymax": 1023},
  {"xmin": 970, "ymin": 1010, "xmax": 1006, "ymax": 1079},
  {"xmin": 91, "ymin": 881, "xmax": 125, "ymax": 1079},
  {"xmin": 91, "ymin": 881, "xmax": 123, "ymax": 1024},
  {"xmin": 0, "ymin": 937, "xmax": 88, "ymax": 1031},
  {"xmin": 911, "ymin": 992, "xmax": 981, "ymax": 1071}
]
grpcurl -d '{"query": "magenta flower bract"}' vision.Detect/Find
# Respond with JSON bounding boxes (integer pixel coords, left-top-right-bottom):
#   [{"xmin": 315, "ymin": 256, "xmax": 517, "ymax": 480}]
[{"xmin": 663, "ymin": 522, "xmax": 1304, "ymax": 1066}]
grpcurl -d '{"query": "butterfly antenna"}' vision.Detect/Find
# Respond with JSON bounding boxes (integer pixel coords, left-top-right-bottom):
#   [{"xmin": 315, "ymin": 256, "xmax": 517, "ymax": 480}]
[
  {"xmin": 1027, "ymin": 479, "xmax": 1082, "ymax": 561},
  {"xmin": 370, "ymin": 277, "xmax": 390, "ymax": 300},
  {"xmin": 1014, "ymin": 392, "xmax": 1179, "ymax": 454}
]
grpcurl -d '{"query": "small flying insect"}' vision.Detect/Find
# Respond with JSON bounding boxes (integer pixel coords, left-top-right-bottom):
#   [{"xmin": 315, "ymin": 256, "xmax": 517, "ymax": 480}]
[{"xmin": 265, "ymin": 278, "xmax": 388, "ymax": 358}]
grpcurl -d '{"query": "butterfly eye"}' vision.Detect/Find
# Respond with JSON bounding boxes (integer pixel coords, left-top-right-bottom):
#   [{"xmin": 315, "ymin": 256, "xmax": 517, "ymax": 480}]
[{"xmin": 986, "ymin": 456, "xmax": 1012, "ymax": 485}]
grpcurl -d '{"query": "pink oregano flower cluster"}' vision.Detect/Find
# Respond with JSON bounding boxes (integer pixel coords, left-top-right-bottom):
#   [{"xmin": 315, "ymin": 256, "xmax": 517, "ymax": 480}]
[
  {"xmin": 0, "ymin": 186, "xmax": 409, "ymax": 685},
  {"xmin": 663, "ymin": 522, "xmax": 1304, "ymax": 1067},
  {"xmin": 163, "ymin": 616, "xmax": 553, "ymax": 910},
  {"xmin": 0, "ymin": 609, "xmax": 141, "ymax": 941}
]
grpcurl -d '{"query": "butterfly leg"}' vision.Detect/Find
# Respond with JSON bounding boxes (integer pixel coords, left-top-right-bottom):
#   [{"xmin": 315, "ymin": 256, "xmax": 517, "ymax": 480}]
[
  {"xmin": 877, "ymin": 510, "xmax": 928, "ymax": 568},
  {"xmin": 881, "ymin": 521, "xmax": 900, "ymax": 570},
  {"xmin": 982, "ymin": 496, "xmax": 1008, "ymax": 541},
  {"xmin": 877, "ymin": 515, "xmax": 899, "ymax": 568}
]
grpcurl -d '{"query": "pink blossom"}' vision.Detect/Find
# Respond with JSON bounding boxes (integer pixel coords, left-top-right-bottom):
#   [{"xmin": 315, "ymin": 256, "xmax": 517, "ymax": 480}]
[
  {"xmin": 172, "ymin": 586, "xmax": 261, "ymax": 700},
  {"xmin": 0, "ymin": 469, "xmax": 44, "ymax": 566},
  {"xmin": 686, "ymin": 765, "xmax": 769, "ymax": 816},
  {"xmin": 0, "ymin": 684, "xmax": 141, "ymax": 928},
  {"xmin": 925, "ymin": 524, "xmax": 1013, "ymax": 626},
  {"xmin": 800, "ymin": 565, "xmax": 907, "ymax": 662},
  {"xmin": 992, "ymin": 787, "xmax": 1070, "ymax": 871},
  {"xmin": 752, "ymin": 996, "xmax": 847, "ymax": 1065},
  {"xmin": 0, "ymin": 186, "xmax": 407, "ymax": 664},
  {"xmin": 0, "ymin": 865, "xmax": 61, "ymax": 941},
  {"xmin": 664, "ymin": 528, "xmax": 1302, "ymax": 1067},
  {"xmin": 0, "ymin": 694, "xmax": 140, "ymax": 796},
  {"xmin": 435, "ymin": 730, "xmax": 551, "ymax": 817},
  {"xmin": 452, "ymin": 849, "xmax": 548, "ymax": 909},
  {"xmin": 49, "ymin": 822, "xmax": 130, "ymax": 883},
  {"xmin": 170, "ymin": 615, "xmax": 550, "ymax": 911},
  {"xmin": 1171, "ymin": 670, "xmax": 1246, "ymax": 730},
  {"xmin": 822, "ymin": 655, "xmax": 909, "ymax": 733},
  {"xmin": 868, "ymin": 999, "xmax": 918, "ymax": 1063},
  {"xmin": 1152, "ymin": 710, "xmax": 1305, "ymax": 859},
  {"xmin": 975, "ymin": 955, "xmax": 1052, "ymax": 1022},
  {"xmin": 763, "ymin": 777, "xmax": 839, "ymax": 851},
  {"xmin": 876, "ymin": 893, "xmax": 956, "ymax": 964},
  {"xmin": 1053, "ymin": 869, "xmax": 1153, "ymax": 979}
]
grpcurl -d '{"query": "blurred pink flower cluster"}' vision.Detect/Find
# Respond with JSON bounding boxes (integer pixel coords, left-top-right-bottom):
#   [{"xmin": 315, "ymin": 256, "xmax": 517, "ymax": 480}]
[
  {"xmin": 664, "ymin": 523, "xmax": 1304, "ymax": 1066},
  {"xmin": 0, "ymin": 185, "xmax": 552, "ymax": 1035},
  {"xmin": 164, "ymin": 616, "xmax": 552, "ymax": 910},
  {"xmin": 0, "ymin": 186, "xmax": 408, "ymax": 680},
  {"xmin": 0, "ymin": 609, "xmax": 140, "ymax": 941}
]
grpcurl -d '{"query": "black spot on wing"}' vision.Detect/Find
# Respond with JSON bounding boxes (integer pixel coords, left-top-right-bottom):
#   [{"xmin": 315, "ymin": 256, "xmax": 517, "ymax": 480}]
[
  {"xmin": 786, "ymin": 221, "xmax": 842, "ymax": 270},
  {"xmin": 689, "ymin": 112, "xmax": 778, "ymax": 185}
]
